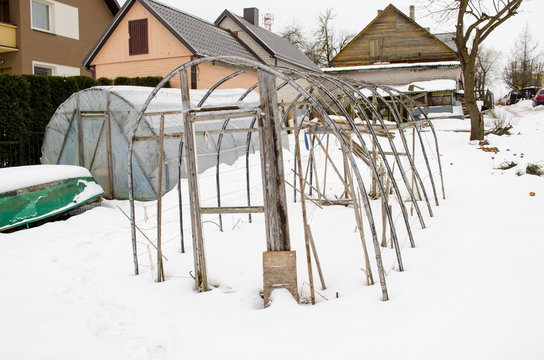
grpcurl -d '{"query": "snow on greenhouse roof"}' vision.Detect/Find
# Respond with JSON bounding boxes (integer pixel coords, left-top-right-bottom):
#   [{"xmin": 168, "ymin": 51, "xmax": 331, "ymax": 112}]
[{"xmin": 94, "ymin": 86, "xmax": 260, "ymax": 112}]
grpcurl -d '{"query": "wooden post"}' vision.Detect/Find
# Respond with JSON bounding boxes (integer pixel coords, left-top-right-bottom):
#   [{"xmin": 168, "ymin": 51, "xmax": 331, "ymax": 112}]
[
  {"xmin": 257, "ymin": 70, "xmax": 291, "ymax": 252},
  {"xmin": 181, "ymin": 70, "xmax": 208, "ymax": 292},
  {"xmin": 322, "ymin": 134, "xmax": 330, "ymax": 198},
  {"xmin": 156, "ymin": 114, "xmax": 165, "ymax": 283},
  {"xmin": 370, "ymin": 95, "xmax": 378, "ymax": 198},
  {"xmin": 76, "ymin": 93, "xmax": 85, "ymax": 167},
  {"xmin": 293, "ymin": 112, "xmax": 315, "ymax": 305},
  {"xmin": 105, "ymin": 94, "xmax": 115, "ymax": 199},
  {"xmin": 258, "ymin": 70, "xmax": 298, "ymax": 305}
]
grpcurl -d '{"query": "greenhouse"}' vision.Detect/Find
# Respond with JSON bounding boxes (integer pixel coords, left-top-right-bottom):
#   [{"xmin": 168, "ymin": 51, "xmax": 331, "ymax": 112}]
[{"xmin": 42, "ymin": 86, "xmax": 261, "ymax": 200}]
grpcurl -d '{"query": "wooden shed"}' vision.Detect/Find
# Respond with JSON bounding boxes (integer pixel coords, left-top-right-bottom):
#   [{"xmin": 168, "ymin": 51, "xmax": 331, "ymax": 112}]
[{"xmin": 330, "ymin": 4, "xmax": 458, "ymax": 68}]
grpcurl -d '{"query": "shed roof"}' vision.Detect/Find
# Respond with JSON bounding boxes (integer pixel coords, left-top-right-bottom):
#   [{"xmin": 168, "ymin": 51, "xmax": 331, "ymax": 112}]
[
  {"xmin": 215, "ymin": 10, "xmax": 321, "ymax": 72},
  {"xmin": 433, "ymin": 32, "xmax": 457, "ymax": 52},
  {"xmin": 84, "ymin": 0, "xmax": 258, "ymax": 69}
]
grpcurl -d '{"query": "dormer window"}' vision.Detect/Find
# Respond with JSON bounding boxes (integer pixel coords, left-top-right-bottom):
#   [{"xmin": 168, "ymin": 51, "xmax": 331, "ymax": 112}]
[
  {"xmin": 129, "ymin": 19, "xmax": 148, "ymax": 55},
  {"xmin": 31, "ymin": 0, "xmax": 50, "ymax": 32}
]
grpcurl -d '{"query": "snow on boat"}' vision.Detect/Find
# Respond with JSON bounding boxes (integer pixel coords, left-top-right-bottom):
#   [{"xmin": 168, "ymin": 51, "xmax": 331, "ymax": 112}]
[{"xmin": 0, "ymin": 165, "xmax": 104, "ymax": 231}]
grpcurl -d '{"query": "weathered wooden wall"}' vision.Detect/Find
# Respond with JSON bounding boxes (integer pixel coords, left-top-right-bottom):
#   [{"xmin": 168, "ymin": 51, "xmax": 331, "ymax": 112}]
[{"xmin": 331, "ymin": 6, "xmax": 457, "ymax": 67}]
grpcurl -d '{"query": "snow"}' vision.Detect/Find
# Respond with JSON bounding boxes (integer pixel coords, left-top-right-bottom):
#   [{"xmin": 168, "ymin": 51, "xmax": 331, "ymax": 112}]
[
  {"xmin": 1, "ymin": 104, "xmax": 544, "ymax": 359},
  {"xmin": 394, "ymin": 79, "xmax": 457, "ymax": 93},
  {"xmin": 0, "ymin": 165, "xmax": 93, "ymax": 193},
  {"xmin": 322, "ymin": 61, "xmax": 461, "ymax": 72},
  {"xmin": 94, "ymin": 86, "xmax": 260, "ymax": 113}
]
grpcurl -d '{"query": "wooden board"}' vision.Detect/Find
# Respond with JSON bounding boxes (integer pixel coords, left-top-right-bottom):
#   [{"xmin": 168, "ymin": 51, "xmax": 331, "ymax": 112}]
[{"xmin": 262, "ymin": 251, "xmax": 299, "ymax": 307}]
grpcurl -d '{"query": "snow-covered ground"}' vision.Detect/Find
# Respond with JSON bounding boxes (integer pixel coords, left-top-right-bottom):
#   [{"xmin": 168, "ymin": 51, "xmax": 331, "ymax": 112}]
[{"xmin": 1, "ymin": 101, "xmax": 543, "ymax": 360}]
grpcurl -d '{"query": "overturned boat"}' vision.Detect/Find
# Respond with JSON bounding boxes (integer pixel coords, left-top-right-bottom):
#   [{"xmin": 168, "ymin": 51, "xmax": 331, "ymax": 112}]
[{"xmin": 0, "ymin": 165, "xmax": 104, "ymax": 231}]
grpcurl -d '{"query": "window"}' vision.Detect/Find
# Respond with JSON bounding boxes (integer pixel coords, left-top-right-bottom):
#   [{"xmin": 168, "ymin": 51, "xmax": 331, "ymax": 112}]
[
  {"xmin": 129, "ymin": 19, "xmax": 148, "ymax": 55},
  {"xmin": 31, "ymin": 0, "xmax": 50, "ymax": 31},
  {"xmin": 32, "ymin": 61, "xmax": 80, "ymax": 76},
  {"xmin": 1, "ymin": 0, "xmax": 10, "ymax": 23},
  {"xmin": 33, "ymin": 65, "xmax": 52, "ymax": 76}
]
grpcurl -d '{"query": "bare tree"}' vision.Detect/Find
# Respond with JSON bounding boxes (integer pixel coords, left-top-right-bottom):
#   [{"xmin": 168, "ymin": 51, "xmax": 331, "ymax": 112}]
[
  {"xmin": 475, "ymin": 46, "xmax": 501, "ymax": 99},
  {"xmin": 503, "ymin": 26, "xmax": 543, "ymax": 89},
  {"xmin": 426, "ymin": 0, "xmax": 523, "ymax": 140},
  {"xmin": 280, "ymin": 20, "xmax": 307, "ymax": 50},
  {"xmin": 281, "ymin": 11, "xmax": 354, "ymax": 68}
]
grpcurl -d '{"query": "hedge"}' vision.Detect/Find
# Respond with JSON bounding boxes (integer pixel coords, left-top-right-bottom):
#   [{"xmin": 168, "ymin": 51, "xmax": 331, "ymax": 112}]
[{"xmin": 0, "ymin": 75, "xmax": 168, "ymax": 137}]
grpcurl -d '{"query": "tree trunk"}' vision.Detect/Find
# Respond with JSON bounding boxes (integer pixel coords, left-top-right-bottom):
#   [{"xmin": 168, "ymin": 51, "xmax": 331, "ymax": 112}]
[{"xmin": 463, "ymin": 60, "xmax": 484, "ymax": 140}]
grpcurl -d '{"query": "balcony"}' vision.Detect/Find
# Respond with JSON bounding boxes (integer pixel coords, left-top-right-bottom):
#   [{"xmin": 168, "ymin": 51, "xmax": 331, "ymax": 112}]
[{"xmin": 0, "ymin": 22, "xmax": 17, "ymax": 53}]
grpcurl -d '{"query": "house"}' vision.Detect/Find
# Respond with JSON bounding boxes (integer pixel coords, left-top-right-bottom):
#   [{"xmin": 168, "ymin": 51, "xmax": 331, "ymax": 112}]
[
  {"xmin": 83, "ymin": 0, "xmax": 263, "ymax": 89},
  {"xmin": 0, "ymin": 0, "xmax": 120, "ymax": 76},
  {"xmin": 214, "ymin": 8, "xmax": 321, "ymax": 73},
  {"xmin": 83, "ymin": 0, "xmax": 320, "ymax": 90},
  {"xmin": 324, "ymin": 4, "xmax": 463, "ymax": 116}
]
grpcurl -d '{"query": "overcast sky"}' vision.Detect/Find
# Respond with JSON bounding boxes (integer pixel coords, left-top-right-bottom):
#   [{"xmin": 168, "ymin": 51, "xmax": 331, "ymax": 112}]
[{"xmin": 118, "ymin": 0, "xmax": 542, "ymax": 94}]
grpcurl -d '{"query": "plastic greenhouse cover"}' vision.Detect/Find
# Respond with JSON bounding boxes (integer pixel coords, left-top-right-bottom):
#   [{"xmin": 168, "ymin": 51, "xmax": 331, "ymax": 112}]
[{"xmin": 42, "ymin": 86, "xmax": 267, "ymax": 201}]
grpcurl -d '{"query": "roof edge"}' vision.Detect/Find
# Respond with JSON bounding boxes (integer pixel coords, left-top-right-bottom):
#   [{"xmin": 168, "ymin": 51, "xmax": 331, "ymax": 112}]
[
  {"xmin": 83, "ymin": 0, "xmax": 136, "ymax": 69},
  {"xmin": 105, "ymin": 0, "xmax": 121, "ymax": 15},
  {"xmin": 215, "ymin": 10, "xmax": 276, "ymax": 57},
  {"xmin": 83, "ymin": 0, "xmax": 202, "ymax": 70}
]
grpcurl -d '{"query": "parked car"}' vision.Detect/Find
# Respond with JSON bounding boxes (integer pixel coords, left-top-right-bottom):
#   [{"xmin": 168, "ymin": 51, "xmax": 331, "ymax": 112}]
[
  {"xmin": 532, "ymin": 89, "xmax": 544, "ymax": 107},
  {"xmin": 506, "ymin": 89, "xmax": 523, "ymax": 105},
  {"xmin": 522, "ymin": 86, "xmax": 540, "ymax": 100}
]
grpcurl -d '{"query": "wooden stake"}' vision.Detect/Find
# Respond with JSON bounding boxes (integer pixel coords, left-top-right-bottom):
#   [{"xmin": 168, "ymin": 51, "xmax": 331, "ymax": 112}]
[
  {"xmin": 156, "ymin": 114, "xmax": 165, "ymax": 282},
  {"xmin": 181, "ymin": 70, "xmax": 208, "ymax": 292},
  {"xmin": 293, "ymin": 112, "xmax": 316, "ymax": 305},
  {"xmin": 322, "ymin": 134, "xmax": 330, "ymax": 198},
  {"xmin": 307, "ymin": 225, "xmax": 326, "ymax": 290}
]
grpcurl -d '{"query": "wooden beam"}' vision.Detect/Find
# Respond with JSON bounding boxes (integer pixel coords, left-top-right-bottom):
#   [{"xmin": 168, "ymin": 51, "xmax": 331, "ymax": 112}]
[
  {"xmin": 200, "ymin": 206, "xmax": 264, "ymax": 214},
  {"xmin": 258, "ymin": 70, "xmax": 291, "ymax": 252}
]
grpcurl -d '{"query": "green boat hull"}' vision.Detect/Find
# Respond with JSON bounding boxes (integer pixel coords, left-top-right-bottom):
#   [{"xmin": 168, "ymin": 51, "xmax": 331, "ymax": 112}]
[{"xmin": 0, "ymin": 177, "xmax": 104, "ymax": 232}]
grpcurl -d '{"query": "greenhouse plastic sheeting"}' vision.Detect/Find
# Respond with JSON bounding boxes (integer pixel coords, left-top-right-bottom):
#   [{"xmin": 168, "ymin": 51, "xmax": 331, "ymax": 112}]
[{"xmin": 42, "ymin": 86, "xmax": 262, "ymax": 201}]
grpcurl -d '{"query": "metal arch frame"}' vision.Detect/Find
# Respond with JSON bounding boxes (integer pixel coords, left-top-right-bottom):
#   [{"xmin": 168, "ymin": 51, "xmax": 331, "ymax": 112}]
[
  {"xmin": 348, "ymin": 80, "xmax": 435, "ymax": 220},
  {"xmin": 277, "ymin": 68, "xmax": 406, "ymax": 269},
  {"xmin": 126, "ymin": 56, "xmax": 440, "ymax": 300},
  {"xmin": 377, "ymin": 86, "xmax": 446, "ymax": 200},
  {"xmin": 127, "ymin": 56, "xmax": 390, "ymax": 300},
  {"xmin": 375, "ymin": 86, "xmax": 440, "ymax": 206},
  {"xmin": 351, "ymin": 80, "xmax": 438, "ymax": 214},
  {"xmin": 307, "ymin": 72, "xmax": 422, "ymax": 250}
]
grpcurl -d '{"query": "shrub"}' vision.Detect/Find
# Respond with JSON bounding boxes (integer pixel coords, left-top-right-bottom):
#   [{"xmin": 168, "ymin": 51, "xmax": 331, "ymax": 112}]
[
  {"xmin": 485, "ymin": 118, "xmax": 513, "ymax": 136},
  {"xmin": 496, "ymin": 161, "xmax": 517, "ymax": 170},
  {"xmin": 70, "ymin": 76, "xmax": 98, "ymax": 90},
  {"xmin": 47, "ymin": 76, "xmax": 79, "ymax": 110},
  {"xmin": 0, "ymin": 74, "xmax": 31, "ymax": 137},
  {"xmin": 526, "ymin": 163, "xmax": 544, "ymax": 176},
  {"xmin": 97, "ymin": 77, "xmax": 113, "ymax": 86},
  {"xmin": 22, "ymin": 74, "xmax": 53, "ymax": 132}
]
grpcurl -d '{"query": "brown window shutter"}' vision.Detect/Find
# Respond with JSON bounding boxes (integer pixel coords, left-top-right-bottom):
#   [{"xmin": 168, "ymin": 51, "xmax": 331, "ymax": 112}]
[
  {"xmin": 190, "ymin": 65, "xmax": 197, "ymax": 89},
  {"xmin": 129, "ymin": 19, "xmax": 148, "ymax": 55}
]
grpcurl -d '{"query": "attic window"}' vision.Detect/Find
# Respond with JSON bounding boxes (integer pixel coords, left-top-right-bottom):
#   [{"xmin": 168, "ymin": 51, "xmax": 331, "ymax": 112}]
[{"xmin": 129, "ymin": 19, "xmax": 148, "ymax": 55}]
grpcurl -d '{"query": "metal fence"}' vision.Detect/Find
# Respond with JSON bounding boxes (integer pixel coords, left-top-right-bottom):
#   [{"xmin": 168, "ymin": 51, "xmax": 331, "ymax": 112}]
[{"xmin": 0, "ymin": 128, "xmax": 44, "ymax": 168}]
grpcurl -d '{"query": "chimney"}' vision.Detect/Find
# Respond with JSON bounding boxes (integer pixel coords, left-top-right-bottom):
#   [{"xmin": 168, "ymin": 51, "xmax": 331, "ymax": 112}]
[
  {"xmin": 409, "ymin": 5, "xmax": 415, "ymax": 20},
  {"xmin": 243, "ymin": 8, "xmax": 259, "ymax": 26},
  {"xmin": 377, "ymin": 9, "xmax": 382, "ymax": 15}
]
